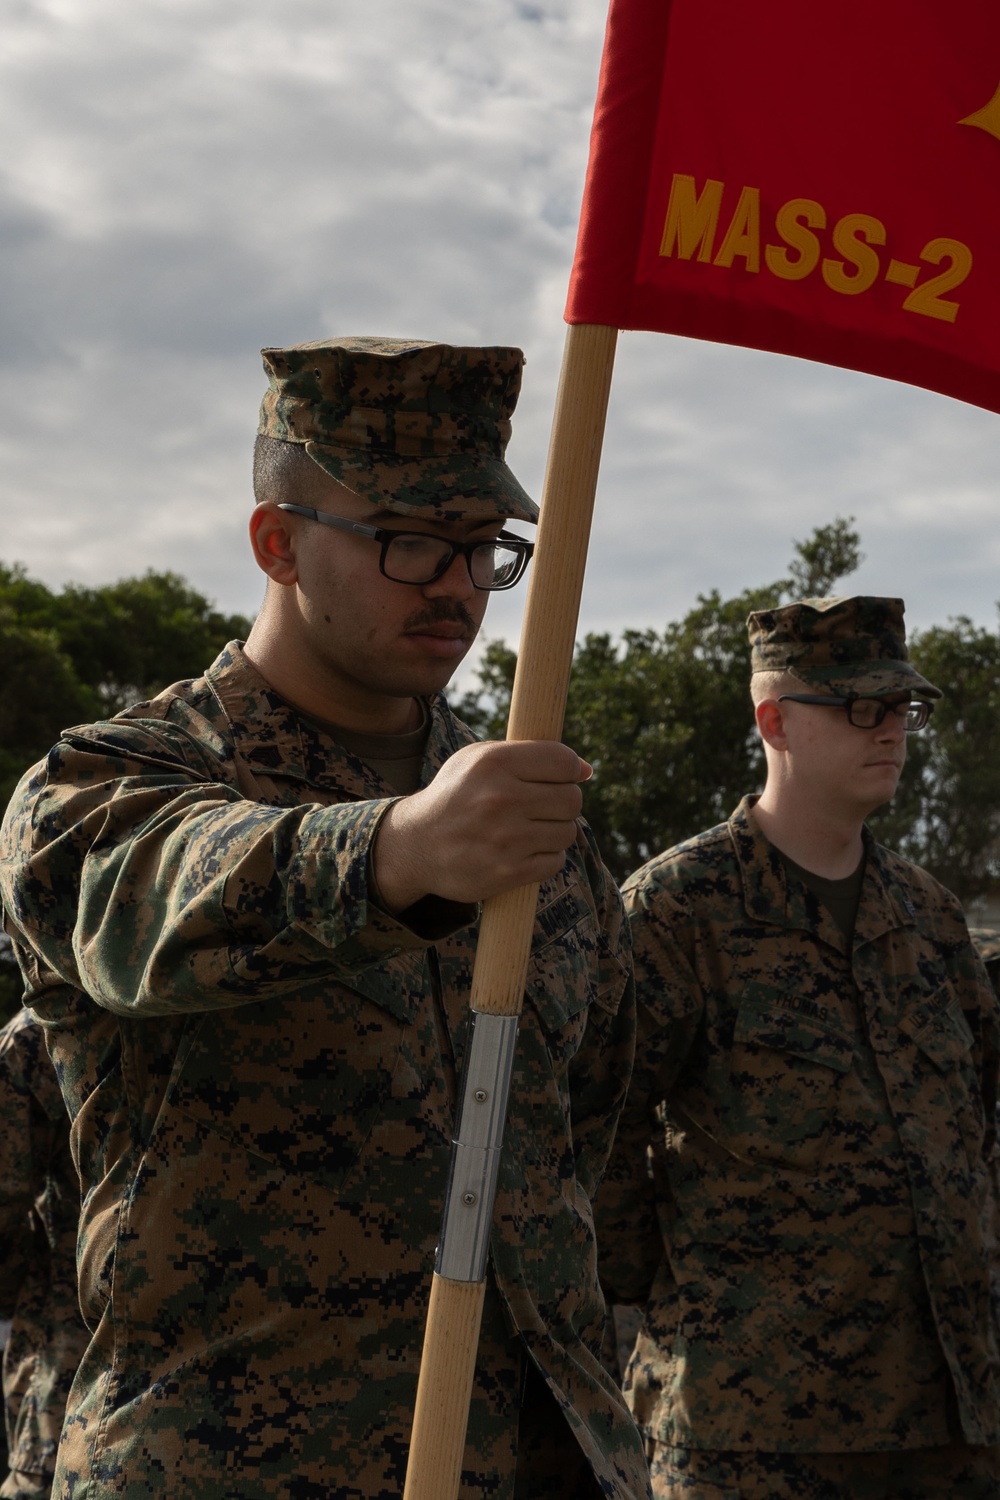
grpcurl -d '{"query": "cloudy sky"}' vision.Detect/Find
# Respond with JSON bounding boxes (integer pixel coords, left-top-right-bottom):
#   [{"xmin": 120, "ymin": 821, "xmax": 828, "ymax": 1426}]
[{"xmin": 3, "ymin": 0, "xmax": 998, "ymax": 696}]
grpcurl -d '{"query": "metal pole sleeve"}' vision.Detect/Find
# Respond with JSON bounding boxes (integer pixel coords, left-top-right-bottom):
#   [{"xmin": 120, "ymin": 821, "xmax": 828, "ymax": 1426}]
[{"xmin": 435, "ymin": 1012, "xmax": 520, "ymax": 1282}]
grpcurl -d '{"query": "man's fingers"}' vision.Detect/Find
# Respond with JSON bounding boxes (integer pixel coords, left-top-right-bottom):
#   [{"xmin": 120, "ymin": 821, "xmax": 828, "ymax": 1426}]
[
  {"xmin": 372, "ymin": 736, "xmax": 593, "ymax": 911},
  {"xmin": 498, "ymin": 741, "xmax": 592, "ymax": 785}
]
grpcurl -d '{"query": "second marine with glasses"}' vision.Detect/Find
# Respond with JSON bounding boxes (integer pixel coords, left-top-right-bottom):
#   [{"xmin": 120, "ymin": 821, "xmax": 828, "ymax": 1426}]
[{"xmin": 596, "ymin": 594, "xmax": 1000, "ymax": 1499}]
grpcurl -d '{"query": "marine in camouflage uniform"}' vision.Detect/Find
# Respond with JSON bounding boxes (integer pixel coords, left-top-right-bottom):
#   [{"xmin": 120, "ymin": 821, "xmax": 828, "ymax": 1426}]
[
  {"xmin": 0, "ymin": 1008, "xmax": 89, "ymax": 1500},
  {"xmin": 596, "ymin": 596, "xmax": 1000, "ymax": 1498},
  {"xmin": 0, "ymin": 338, "xmax": 650, "ymax": 1500}
]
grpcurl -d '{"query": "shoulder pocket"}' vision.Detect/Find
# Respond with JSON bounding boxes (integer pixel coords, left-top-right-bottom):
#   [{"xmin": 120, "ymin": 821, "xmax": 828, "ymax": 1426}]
[{"xmin": 899, "ymin": 991, "xmax": 974, "ymax": 1071}]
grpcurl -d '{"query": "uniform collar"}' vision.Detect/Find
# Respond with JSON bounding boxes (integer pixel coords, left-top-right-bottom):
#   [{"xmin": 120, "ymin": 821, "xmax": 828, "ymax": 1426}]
[
  {"xmin": 852, "ymin": 835, "xmax": 921, "ymax": 949},
  {"xmin": 729, "ymin": 794, "xmax": 913, "ymax": 952},
  {"xmin": 205, "ymin": 641, "xmax": 467, "ymax": 797}
]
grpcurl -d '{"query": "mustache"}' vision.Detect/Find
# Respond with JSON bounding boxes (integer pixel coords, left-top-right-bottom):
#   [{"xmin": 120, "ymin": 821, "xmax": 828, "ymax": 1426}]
[{"xmin": 402, "ymin": 599, "xmax": 477, "ymax": 633}]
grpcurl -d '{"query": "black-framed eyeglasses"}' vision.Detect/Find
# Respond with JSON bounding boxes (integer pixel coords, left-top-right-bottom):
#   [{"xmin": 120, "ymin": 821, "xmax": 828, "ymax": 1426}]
[
  {"xmin": 777, "ymin": 694, "xmax": 933, "ymax": 732},
  {"xmin": 277, "ymin": 504, "xmax": 534, "ymax": 591}
]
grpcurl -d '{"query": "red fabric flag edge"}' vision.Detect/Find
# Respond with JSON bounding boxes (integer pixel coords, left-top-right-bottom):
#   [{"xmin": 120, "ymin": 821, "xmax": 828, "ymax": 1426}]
[{"xmin": 565, "ymin": 0, "xmax": 676, "ymax": 328}]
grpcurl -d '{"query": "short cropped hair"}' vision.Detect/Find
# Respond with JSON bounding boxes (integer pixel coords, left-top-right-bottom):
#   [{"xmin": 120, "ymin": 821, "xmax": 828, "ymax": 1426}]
[
  {"xmin": 750, "ymin": 669, "xmax": 800, "ymax": 706},
  {"xmin": 253, "ymin": 434, "xmax": 326, "ymax": 507}
]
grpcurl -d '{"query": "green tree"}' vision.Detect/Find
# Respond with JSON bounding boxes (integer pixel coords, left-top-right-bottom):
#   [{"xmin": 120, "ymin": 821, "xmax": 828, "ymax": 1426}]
[
  {"xmin": 1, "ymin": 563, "xmax": 254, "ymax": 1018},
  {"xmin": 0, "ymin": 564, "xmax": 253, "ymax": 714},
  {"xmin": 0, "ymin": 613, "xmax": 101, "ymax": 807},
  {"xmin": 784, "ymin": 517, "xmax": 863, "ymax": 598},
  {"xmin": 870, "ymin": 616, "xmax": 1000, "ymax": 904},
  {"xmin": 0, "ymin": 563, "xmax": 253, "ymax": 806}
]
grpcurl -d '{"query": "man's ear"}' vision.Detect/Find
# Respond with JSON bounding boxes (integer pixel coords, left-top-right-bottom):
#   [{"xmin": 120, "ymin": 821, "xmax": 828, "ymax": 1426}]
[
  {"xmin": 755, "ymin": 698, "xmax": 790, "ymax": 752},
  {"xmin": 249, "ymin": 503, "xmax": 298, "ymax": 586}
]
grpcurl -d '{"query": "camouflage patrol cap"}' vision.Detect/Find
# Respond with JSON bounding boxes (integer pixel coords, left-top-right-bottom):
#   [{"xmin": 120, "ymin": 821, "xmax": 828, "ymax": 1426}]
[
  {"xmin": 747, "ymin": 595, "xmax": 942, "ymax": 699},
  {"xmin": 257, "ymin": 335, "xmax": 538, "ymax": 523}
]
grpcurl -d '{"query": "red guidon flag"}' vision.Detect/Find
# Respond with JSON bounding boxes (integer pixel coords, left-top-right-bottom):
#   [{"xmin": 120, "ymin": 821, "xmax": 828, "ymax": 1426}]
[{"xmin": 566, "ymin": 0, "xmax": 1000, "ymax": 413}]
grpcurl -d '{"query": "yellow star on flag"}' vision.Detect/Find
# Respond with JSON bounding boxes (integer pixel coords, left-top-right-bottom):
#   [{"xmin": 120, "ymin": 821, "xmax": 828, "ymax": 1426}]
[{"xmin": 960, "ymin": 79, "xmax": 1000, "ymax": 142}]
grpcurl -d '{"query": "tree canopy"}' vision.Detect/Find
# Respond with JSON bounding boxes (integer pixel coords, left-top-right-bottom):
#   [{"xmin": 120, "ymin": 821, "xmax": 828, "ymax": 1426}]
[
  {"xmin": 455, "ymin": 520, "xmax": 1000, "ymax": 904},
  {"xmin": 869, "ymin": 617, "xmax": 1000, "ymax": 904},
  {"xmin": 0, "ymin": 562, "xmax": 252, "ymax": 807},
  {"xmin": 0, "ymin": 562, "xmax": 254, "ymax": 1021}
]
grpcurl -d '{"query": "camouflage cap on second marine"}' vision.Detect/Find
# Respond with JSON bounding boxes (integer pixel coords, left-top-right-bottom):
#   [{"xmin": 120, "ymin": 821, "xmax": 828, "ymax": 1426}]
[
  {"xmin": 747, "ymin": 594, "xmax": 942, "ymax": 699},
  {"xmin": 258, "ymin": 335, "xmax": 538, "ymax": 523}
]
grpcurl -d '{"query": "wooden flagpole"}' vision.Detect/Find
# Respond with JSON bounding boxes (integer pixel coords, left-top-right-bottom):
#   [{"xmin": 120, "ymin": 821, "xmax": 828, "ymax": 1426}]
[{"xmin": 402, "ymin": 320, "xmax": 618, "ymax": 1500}]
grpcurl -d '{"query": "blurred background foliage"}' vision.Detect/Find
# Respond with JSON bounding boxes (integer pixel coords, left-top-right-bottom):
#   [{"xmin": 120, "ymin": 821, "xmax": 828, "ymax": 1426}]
[{"xmin": 0, "ymin": 565, "xmax": 252, "ymax": 1021}]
